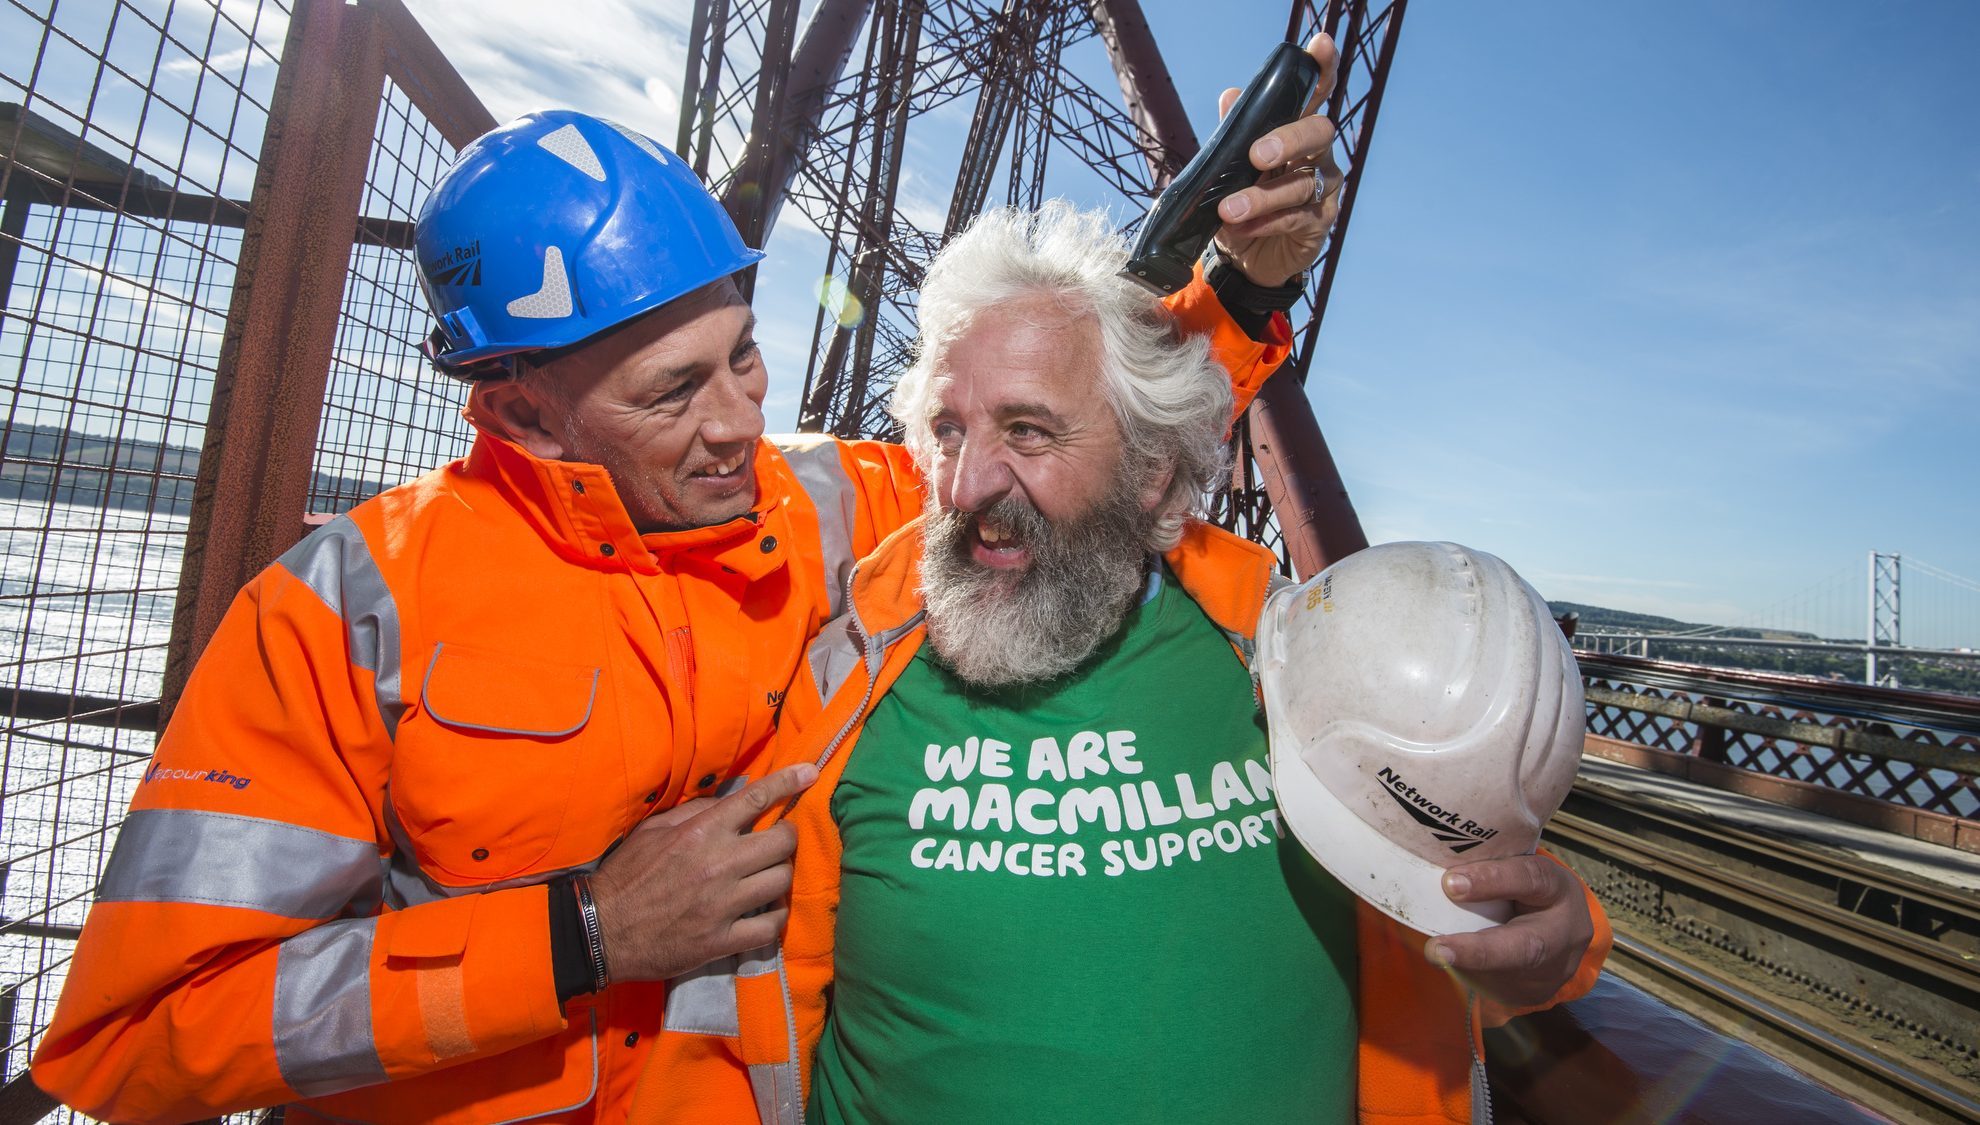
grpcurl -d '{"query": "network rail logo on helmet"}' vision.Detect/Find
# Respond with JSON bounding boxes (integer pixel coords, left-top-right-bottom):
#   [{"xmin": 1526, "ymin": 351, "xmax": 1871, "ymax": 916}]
[
  {"xmin": 426, "ymin": 239, "xmax": 482, "ymax": 288},
  {"xmin": 413, "ymin": 109, "xmax": 764, "ymax": 378},
  {"xmin": 1374, "ymin": 764, "xmax": 1501, "ymax": 854}
]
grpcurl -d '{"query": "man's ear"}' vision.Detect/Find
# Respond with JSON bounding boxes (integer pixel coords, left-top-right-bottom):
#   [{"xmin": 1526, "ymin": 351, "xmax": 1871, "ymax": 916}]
[{"xmin": 471, "ymin": 376, "xmax": 570, "ymax": 461}]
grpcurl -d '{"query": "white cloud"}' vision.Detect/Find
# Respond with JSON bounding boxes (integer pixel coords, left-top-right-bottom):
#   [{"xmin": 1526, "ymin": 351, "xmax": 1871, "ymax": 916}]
[{"xmin": 401, "ymin": 0, "xmax": 695, "ymax": 147}]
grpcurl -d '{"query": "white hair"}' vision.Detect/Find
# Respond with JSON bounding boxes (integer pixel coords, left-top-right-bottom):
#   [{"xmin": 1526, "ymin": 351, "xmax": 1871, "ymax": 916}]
[{"xmin": 890, "ymin": 202, "xmax": 1233, "ymax": 551}]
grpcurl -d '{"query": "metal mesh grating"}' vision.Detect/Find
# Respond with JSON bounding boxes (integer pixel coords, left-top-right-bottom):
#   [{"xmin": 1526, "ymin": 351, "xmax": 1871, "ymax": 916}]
[
  {"xmin": 308, "ymin": 77, "xmax": 468, "ymax": 515},
  {"xmin": 0, "ymin": 0, "xmax": 292, "ymax": 1113}
]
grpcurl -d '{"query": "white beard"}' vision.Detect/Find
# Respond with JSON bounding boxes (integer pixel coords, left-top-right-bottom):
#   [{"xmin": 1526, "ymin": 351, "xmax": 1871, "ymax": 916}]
[{"xmin": 919, "ymin": 485, "xmax": 1155, "ymax": 689}]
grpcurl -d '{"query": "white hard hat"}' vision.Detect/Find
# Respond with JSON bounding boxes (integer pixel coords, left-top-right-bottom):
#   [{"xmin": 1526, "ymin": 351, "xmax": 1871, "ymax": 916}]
[{"xmin": 1257, "ymin": 541, "xmax": 1584, "ymax": 936}]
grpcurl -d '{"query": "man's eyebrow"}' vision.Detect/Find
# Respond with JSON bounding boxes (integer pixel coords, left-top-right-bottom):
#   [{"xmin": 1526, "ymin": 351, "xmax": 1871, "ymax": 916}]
[
  {"xmin": 994, "ymin": 402, "xmax": 1069, "ymax": 428},
  {"xmin": 649, "ymin": 314, "xmax": 759, "ymax": 387}
]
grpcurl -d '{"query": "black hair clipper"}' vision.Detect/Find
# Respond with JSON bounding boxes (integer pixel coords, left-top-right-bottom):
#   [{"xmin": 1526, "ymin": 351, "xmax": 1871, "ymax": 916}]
[{"xmin": 1122, "ymin": 41, "xmax": 1325, "ymax": 295}]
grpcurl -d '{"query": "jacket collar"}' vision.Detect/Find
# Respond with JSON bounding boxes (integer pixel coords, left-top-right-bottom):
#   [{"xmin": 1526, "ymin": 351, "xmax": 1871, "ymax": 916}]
[
  {"xmin": 458, "ymin": 408, "xmax": 790, "ymax": 580},
  {"xmin": 844, "ymin": 516, "xmax": 1284, "ymax": 645}
]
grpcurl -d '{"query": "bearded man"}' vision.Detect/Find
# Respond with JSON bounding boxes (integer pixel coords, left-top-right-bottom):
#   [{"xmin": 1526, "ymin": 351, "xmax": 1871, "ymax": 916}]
[{"xmin": 697, "ymin": 204, "xmax": 1611, "ymax": 1125}]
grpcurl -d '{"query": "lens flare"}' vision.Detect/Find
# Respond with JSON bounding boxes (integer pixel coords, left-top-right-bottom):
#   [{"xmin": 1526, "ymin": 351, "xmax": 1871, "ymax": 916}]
[{"xmin": 814, "ymin": 275, "xmax": 865, "ymax": 328}]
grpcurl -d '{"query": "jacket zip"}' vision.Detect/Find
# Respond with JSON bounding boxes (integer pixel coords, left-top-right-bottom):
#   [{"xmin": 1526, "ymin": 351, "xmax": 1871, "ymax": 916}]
[
  {"xmin": 1467, "ymin": 990, "xmax": 1492, "ymax": 1125},
  {"xmin": 778, "ymin": 564, "xmax": 882, "ymax": 1125}
]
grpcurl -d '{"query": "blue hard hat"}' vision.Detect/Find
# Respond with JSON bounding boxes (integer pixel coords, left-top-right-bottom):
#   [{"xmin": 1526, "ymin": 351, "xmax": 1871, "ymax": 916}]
[{"xmin": 415, "ymin": 110, "xmax": 765, "ymax": 373}]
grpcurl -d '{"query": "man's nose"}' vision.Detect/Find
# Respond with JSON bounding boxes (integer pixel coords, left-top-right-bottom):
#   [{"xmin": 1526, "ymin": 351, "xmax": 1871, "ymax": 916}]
[
  {"xmin": 945, "ymin": 439, "xmax": 1014, "ymax": 513},
  {"xmin": 700, "ymin": 373, "xmax": 766, "ymax": 446}
]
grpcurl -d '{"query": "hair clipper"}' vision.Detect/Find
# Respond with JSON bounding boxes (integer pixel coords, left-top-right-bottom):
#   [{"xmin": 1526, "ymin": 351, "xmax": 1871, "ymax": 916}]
[{"xmin": 1122, "ymin": 41, "xmax": 1325, "ymax": 295}]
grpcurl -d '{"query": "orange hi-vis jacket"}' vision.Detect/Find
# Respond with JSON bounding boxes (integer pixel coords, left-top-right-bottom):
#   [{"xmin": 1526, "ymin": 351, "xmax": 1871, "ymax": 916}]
[
  {"xmin": 705, "ymin": 519, "xmax": 1613, "ymax": 1125},
  {"xmin": 30, "ymin": 279, "xmax": 1285, "ymax": 1125}
]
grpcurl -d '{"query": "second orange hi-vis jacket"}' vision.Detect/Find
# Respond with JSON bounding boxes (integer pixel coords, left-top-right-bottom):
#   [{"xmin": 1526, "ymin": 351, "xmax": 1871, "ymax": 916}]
[
  {"xmin": 29, "ymin": 278, "xmax": 1285, "ymax": 1124},
  {"xmin": 699, "ymin": 519, "xmax": 1612, "ymax": 1125}
]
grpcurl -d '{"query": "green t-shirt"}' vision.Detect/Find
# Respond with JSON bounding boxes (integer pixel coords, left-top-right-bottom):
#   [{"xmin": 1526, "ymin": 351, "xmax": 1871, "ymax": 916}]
[{"xmin": 810, "ymin": 570, "xmax": 1357, "ymax": 1124}]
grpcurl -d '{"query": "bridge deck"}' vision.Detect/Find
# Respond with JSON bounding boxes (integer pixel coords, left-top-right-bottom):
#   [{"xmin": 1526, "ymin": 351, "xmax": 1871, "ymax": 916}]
[
  {"xmin": 1527, "ymin": 748, "xmax": 1980, "ymax": 1122},
  {"xmin": 1575, "ymin": 753, "xmax": 1980, "ymax": 897}
]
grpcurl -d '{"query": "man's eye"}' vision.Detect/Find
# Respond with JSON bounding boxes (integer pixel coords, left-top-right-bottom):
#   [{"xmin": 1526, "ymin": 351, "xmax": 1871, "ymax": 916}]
[
  {"xmin": 655, "ymin": 381, "xmax": 694, "ymax": 406},
  {"xmin": 1009, "ymin": 422, "xmax": 1046, "ymax": 441},
  {"xmin": 931, "ymin": 421, "xmax": 962, "ymax": 446},
  {"xmin": 732, "ymin": 340, "xmax": 761, "ymax": 366}
]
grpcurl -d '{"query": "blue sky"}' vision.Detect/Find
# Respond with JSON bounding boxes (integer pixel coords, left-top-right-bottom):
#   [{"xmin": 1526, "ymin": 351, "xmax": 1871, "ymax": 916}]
[{"xmin": 403, "ymin": 0, "xmax": 1980, "ymax": 646}]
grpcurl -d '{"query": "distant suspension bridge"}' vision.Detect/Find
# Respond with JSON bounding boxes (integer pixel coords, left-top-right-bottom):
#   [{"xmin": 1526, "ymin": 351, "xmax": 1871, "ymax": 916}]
[{"xmin": 1573, "ymin": 552, "xmax": 1980, "ymax": 689}]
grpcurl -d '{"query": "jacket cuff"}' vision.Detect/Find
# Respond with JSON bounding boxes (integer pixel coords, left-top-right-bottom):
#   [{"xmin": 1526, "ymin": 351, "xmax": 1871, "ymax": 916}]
[
  {"xmin": 547, "ymin": 876, "xmax": 595, "ymax": 1004},
  {"xmin": 1160, "ymin": 260, "xmax": 1292, "ymax": 422},
  {"xmin": 375, "ymin": 885, "xmax": 566, "ymax": 1074}
]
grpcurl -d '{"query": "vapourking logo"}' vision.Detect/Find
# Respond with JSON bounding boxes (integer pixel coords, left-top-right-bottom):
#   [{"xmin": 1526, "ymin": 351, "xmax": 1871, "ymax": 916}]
[
  {"xmin": 427, "ymin": 240, "xmax": 483, "ymax": 287},
  {"xmin": 143, "ymin": 764, "xmax": 253, "ymax": 791},
  {"xmin": 1375, "ymin": 765, "xmax": 1497, "ymax": 853}
]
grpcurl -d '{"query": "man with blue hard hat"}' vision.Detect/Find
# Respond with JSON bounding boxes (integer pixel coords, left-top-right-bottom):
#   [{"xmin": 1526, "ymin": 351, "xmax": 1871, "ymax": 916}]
[{"xmin": 32, "ymin": 39, "xmax": 1350, "ymax": 1125}]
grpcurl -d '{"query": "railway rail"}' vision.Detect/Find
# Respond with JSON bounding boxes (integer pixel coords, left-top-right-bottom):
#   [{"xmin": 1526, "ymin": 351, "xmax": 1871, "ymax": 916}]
[{"xmin": 1544, "ymin": 771, "xmax": 1980, "ymax": 1123}]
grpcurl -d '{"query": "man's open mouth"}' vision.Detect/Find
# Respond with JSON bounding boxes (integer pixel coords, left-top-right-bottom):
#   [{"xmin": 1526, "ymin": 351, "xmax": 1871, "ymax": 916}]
[
  {"xmin": 690, "ymin": 451, "xmax": 748, "ymax": 479},
  {"xmin": 971, "ymin": 514, "xmax": 1030, "ymax": 568}
]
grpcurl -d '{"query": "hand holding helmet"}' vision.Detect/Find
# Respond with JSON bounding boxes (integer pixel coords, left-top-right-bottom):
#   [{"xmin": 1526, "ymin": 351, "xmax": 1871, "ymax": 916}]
[
  {"xmin": 1256, "ymin": 541, "xmax": 1595, "ymax": 1001},
  {"xmin": 1427, "ymin": 851, "xmax": 1597, "ymax": 1009}
]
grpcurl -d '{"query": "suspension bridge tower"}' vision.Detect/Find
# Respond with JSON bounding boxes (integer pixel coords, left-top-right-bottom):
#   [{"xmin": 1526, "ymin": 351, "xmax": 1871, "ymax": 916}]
[{"xmin": 1868, "ymin": 550, "xmax": 1901, "ymax": 687}]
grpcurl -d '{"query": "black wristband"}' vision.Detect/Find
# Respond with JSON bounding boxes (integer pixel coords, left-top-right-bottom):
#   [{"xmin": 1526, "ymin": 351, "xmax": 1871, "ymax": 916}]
[
  {"xmin": 547, "ymin": 875, "xmax": 595, "ymax": 1004},
  {"xmin": 1205, "ymin": 254, "xmax": 1305, "ymax": 342}
]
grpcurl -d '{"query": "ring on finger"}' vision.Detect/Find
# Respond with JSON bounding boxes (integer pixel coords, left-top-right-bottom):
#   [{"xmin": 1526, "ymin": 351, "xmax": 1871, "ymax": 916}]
[{"xmin": 1312, "ymin": 166, "xmax": 1328, "ymax": 205}]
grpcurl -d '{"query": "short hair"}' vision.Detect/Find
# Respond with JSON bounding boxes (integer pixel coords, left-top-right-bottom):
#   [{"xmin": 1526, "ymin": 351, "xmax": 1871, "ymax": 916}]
[{"xmin": 890, "ymin": 202, "xmax": 1232, "ymax": 551}]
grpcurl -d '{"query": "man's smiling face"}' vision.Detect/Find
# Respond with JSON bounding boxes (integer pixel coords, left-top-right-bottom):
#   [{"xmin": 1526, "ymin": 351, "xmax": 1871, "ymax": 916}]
[
  {"xmin": 510, "ymin": 277, "xmax": 770, "ymax": 532},
  {"xmin": 921, "ymin": 294, "xmax": 1135, "ymax": 571}
]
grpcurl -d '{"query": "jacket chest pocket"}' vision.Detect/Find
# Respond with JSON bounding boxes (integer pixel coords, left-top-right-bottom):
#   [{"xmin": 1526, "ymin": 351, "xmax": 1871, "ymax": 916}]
[{"xmin": 391, "ymin": 643, "xmax": 602, "ymax": 882}]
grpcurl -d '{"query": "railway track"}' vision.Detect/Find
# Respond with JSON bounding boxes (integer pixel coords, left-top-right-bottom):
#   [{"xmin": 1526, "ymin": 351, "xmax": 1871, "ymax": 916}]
[{"xmin": 1544, "ymin": 775, "xmax": 1980, "ymax": 1124}]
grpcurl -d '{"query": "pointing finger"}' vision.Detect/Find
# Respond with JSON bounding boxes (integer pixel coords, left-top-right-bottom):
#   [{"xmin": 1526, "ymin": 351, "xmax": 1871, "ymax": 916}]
[{"xmin": 704, "ymin": 763, "xmax": 819, "ymax": 833}]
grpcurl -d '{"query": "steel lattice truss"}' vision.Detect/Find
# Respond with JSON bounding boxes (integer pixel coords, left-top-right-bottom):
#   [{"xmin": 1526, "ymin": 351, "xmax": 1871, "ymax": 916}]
[{"xmin": 678, "ymin": 0, "xmax": 1407, "ymax": 570}]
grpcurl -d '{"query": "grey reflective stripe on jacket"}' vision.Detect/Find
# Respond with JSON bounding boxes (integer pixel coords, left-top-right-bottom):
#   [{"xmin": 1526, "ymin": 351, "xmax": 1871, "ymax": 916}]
[
  {"xmin": 277, "ymin": 515, "xmax": 408, "ymax": 739},
  {"xmin": 273, "ymin": 916, "xmax": 387, "ymax": 1097},
  {"xmin": 772, "ymin": 434, "xmax": 858, "ymax": 620},
  {"xmin": 660, "ymin": 942, "xmax": 780, "ymax": 1037},
  {"xmin": 806, "ymin": 612, "xmax": 866, "ymax": 705},
  {"xmin": 95, "ymin": 809, "xmax": 380, "ymax": 919},
  {"xmin": 752, "ymin": 1056, "xmax": 803, "ymax": 1125}
]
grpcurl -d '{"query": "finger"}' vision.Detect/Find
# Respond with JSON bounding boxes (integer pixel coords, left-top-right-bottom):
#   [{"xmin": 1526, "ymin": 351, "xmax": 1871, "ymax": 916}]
[
  {"xmin": 1303, "ymin": 33, "xmax": 1340, "ymax": 112},
  {"xmin": 1219, "ymin": 161, "xmax": 1337, "ymax": 224},
  {"xmin": 1217, "ymin": 86, "xmax": 1240, "ymax": 121},
  {"xmin": 702, "ymin": 763, "xmax": 820, "ymax": 833},
  {"xmin": 1248, "ymin": 113, "xmax": 1337, "ymax": 174},
  {"xmin": 646, "ymin": 796, "xmax": 717, "ymax": 829},
  {"xmin": 1444, "ymin": 855, "xmax": 1567, "ymax": 908},
  {"xmin": 1424, "ymin": 918, "xmax": 1551, "ymax": 976},
  {"xmin": 733, "ymin": 861, "xmax": 795, "ymax": 912},
  {"xmin": 718, "ymin": 822, "xmax": 798, "ymax": 878},
  {"xmin": 726, "ymin": 906, "xmax": 790, "ymax": 953}
]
